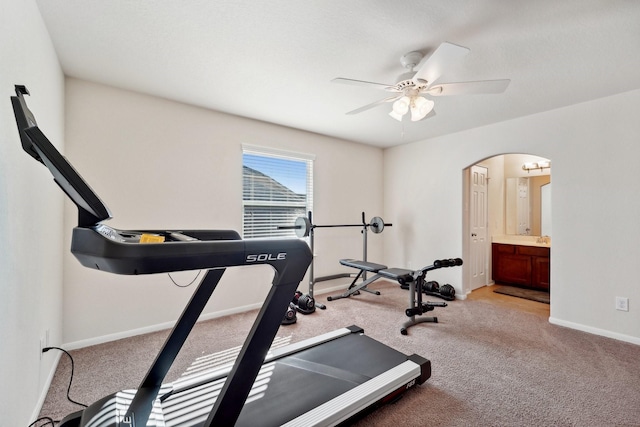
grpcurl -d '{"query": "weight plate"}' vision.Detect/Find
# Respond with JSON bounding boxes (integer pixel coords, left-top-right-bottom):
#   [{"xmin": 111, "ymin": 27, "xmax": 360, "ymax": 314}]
[
  {"xmin": 440, "ymin": 284, "xmax": 456, "ymax": 298},
  {"xmin": 370, "ymin": 216, "xmax": 385, "ymax": 233},
  {"xmin": 295, "ymin": 294, "xmax": 316, "ymax": 314},
  {"xmin": 424, "ymin": 280, "xmax": 440, "ymax": 292},
  {"xmin": 294, "ymin": 216, "xmax": 311, "ymax": 238}
]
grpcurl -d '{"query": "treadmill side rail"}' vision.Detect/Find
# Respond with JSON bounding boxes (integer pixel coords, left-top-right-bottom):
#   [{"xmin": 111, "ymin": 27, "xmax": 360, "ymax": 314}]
[
  {"xmin": 408, "ymin": 353, "xmax": 432, "ymax": 384},
  {"xmin": 281, "ymin": 360, "xmax": 428, "ymax": 427}
]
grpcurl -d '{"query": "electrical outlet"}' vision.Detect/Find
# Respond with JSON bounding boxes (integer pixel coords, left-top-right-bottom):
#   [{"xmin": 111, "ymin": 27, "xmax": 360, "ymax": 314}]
[
  {"xmin": 615, "ymin": 296, "xmax": 629, "ymax": 312},
  {"xmin": 39, "ymin": 336, "xmax": 45, "ymax": 359},
  {"xmin": 39, "ymin": 329, "xmax": 51, "ymax": 360}
]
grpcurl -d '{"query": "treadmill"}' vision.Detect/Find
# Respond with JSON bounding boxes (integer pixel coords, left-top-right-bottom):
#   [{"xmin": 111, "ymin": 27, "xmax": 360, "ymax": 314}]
[{"xmin": 12, "ymin": 85, "xmax": 431, "ymax": 427}]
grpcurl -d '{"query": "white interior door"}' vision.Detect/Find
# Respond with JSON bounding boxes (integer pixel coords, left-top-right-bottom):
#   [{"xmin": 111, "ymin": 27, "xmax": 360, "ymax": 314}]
[{"xmin": 469, "ymin": 165, "xmax": 488, "ymax": 290}]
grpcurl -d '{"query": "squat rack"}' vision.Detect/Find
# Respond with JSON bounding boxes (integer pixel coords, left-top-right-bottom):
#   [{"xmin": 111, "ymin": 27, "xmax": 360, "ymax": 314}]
[{"xmin": 280, "ymin": 211, "xmax": 391, "ymax": 308}]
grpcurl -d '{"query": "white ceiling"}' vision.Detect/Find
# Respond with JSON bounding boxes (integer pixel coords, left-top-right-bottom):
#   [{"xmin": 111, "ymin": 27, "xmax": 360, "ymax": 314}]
[{"xmin": 35, "ymin": 0, "xmax": 640, "ymax": 148}]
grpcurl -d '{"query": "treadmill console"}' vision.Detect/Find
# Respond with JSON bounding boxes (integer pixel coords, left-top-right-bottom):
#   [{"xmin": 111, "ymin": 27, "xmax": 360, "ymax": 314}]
[
  {"xmin": 12, "ymin": 85, "xmax": 112, "ymax": 227},
  {"xmin": 93, "ymin": 224, "xmax": 199, "ymax": 244},
  {"xmin": 94, "ymin": 224, "xmax": 143, "ymax": 243}
]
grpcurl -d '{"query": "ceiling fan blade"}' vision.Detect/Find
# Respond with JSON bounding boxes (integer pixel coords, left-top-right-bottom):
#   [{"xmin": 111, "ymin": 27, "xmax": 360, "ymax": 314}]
[
  {"xmin": 425, "ymin": 79, "xmax": 511, "ymax": 96},
  {"xmin": 345, "ymin": 95, "xmax": 402, "ymax": 115},
  {"xmin": 331, "ymin": 77, "xmax": 396, "ymax": 90},
  {"xmin": 412, "ymin": 42, "xmax": 470, "ymax": 86}
]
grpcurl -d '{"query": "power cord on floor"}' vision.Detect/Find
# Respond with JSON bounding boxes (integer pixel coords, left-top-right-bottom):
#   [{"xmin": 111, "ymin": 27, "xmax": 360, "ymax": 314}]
[
  {"xmin": 42, "ymin": 346, "xmax": 88, "ymax": 408},
  {"xmin": 28, "ymin": 347, "xmax": 88, "ymax": 426}
]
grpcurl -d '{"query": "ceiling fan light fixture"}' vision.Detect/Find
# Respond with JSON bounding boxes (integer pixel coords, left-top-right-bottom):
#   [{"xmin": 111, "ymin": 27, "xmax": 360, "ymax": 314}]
[
  {"xmin": 389, "ymin": 109, "xmax": 404, "ymax": 121},
  {"xmin": 410, "ymin": 96, "xmax": 434, "ymax": 121},
  {"xmin": 392, "ymin": 96, "xmax": 410, "ymax": 114},
  {"xmin": 389, "ymin": 96, "xmax": 410, "ymax": 121}
]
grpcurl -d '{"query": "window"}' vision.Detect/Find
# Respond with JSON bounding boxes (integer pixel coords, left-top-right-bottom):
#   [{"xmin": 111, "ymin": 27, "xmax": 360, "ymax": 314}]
[{"xmin": 242, "ymin": 145, "xmax": 314, "ymax": 239}]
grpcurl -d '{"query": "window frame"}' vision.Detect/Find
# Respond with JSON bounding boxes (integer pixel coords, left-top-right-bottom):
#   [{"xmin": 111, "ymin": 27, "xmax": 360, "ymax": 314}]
[{"xmin": 241, "ymin": 144, "xmax": 314, "ymax": 239}]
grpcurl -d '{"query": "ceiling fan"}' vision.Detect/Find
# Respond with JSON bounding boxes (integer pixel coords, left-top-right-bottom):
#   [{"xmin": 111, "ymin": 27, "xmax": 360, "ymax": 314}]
[{"xmin": 332, "ymin": 42, "xmax": 510, "ymax": 122}]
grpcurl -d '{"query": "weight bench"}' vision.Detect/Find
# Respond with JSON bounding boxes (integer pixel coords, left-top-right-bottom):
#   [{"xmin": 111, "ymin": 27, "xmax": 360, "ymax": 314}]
[
  {"xmin": 326, "ymin": 259, "xmax": 389, "ymax": 301},
  {"xmin": 332, "ymin": 258, "xmax": 463, "ymax": 334}
]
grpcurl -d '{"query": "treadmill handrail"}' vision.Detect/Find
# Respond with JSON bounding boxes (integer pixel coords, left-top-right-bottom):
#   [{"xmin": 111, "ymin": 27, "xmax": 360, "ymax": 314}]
[{"xmin": 71, "ymin": 226, "xmax": 311, "ymax": 280}]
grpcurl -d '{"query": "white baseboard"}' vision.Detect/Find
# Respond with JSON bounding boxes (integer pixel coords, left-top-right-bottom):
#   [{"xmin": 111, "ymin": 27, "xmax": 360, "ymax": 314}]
[
  {"xmin": 62, "ymin": 279, "xmax": 467, "ymax": 351},
  {"xmin": 63, "ymin": 302, "xmax": 264, "ymax": 351},
  {"xmin": 30, "ymin": 351, "xmax": 62, "ymax": 424},
  {"xmin": 62, "ymin": 283, "xmax": 358, "ymax": 351},
  {"xmin": 549, "ymin": 317, "xmax": 640, "ymax": 345}
]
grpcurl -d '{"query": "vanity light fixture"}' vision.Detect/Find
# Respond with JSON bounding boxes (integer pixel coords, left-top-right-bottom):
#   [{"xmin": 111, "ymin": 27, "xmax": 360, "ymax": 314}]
[{"xmin": 522, "ymin": 160, "xmax": 551, "ymax": 173}]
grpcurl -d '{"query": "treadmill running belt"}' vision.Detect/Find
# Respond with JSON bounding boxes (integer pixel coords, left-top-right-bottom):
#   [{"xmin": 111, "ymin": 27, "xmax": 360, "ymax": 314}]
[{"xmin": 161, "ymin": 333, "xmax": 413, "ymax": 426}]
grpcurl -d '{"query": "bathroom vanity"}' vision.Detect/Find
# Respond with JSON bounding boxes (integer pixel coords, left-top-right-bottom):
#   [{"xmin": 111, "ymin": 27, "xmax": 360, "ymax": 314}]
[{"xmin": 491, "ymin": 236, "xmax": 550, "ymax": 290}]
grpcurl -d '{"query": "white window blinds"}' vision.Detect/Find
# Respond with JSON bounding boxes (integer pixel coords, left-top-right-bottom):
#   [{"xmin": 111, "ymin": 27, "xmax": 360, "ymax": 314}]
[{"xmin": 242, "ymin": 145, "xmax": 314, "ymax": 239}]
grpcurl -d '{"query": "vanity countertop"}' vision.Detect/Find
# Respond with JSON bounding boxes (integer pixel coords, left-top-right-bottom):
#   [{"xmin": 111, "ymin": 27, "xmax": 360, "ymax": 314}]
[{"xmin": 492, "ymin": 235, "xmax": 551, "ymax": 248}]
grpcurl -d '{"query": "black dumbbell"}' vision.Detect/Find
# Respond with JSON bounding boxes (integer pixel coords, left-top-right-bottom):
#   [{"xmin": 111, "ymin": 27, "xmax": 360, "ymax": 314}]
[
  {"xmin": 292, "ymin": 291, "xmax": 316, "ymax": 314},
  {"xmin": 423, "ymin": 280, "xmax": 440, "ymax": 293},
  {"xmin": 439, "ymin": 284, "xmax": 456, "ymax": 299},
  {"xmin": 281, "ymin": 303, "xmax": 297, "ymax": 325},
  {"xmin": 421, "ymin": 281, "xmax": 455, "ymax": 301}
]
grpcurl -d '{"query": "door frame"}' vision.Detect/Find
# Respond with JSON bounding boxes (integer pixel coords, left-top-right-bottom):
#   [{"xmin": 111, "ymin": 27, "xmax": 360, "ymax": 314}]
[
  {"xmin": 462, "ymin": 166, "xmax": 489, "ymax": 295},
  {"xmin": 462, "ymin": 153, "xmax": 552, "ymax": 297}
]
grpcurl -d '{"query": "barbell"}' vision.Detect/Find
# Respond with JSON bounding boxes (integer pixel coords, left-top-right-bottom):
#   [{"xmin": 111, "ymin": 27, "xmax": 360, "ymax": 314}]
[{"xmin": 286, "ymin": 214, "xmax": 390, "ymax": 238}]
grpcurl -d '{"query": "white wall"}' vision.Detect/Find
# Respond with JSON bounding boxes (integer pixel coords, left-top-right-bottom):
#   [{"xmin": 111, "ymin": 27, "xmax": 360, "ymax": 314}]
[
  {"xmin": 63, "ymin": 78, "xmax": 384, "ymax": 346},
  {"xmin": 384, "ymin": 89, "xmax": 640, "ymax": 344},
  {"xmin": 0, "ymin": 0, "xmax": 65, "ymax": 424}
]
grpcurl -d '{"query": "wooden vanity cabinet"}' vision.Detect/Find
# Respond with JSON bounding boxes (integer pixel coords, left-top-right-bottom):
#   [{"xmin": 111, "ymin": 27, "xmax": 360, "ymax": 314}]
[
  {"xmin": 532, "ymin": 256, "xmax": 550, "ymax": 289},
  {"xmin": 492, "ymin": 243, "xmax": 550, "ymax": 290}
]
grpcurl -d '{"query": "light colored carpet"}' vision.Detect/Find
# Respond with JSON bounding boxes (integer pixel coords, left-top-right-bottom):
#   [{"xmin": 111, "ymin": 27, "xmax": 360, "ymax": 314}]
[{"xmin": 39, "ymin": 281, "xmax": 640, "ymax": 426}]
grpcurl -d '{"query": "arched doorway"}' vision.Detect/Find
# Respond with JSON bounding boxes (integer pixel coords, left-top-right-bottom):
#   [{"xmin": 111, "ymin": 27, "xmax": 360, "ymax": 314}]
[{"xmin": 462, "ymin": 153, "xmax": 551, "ymax": 296}]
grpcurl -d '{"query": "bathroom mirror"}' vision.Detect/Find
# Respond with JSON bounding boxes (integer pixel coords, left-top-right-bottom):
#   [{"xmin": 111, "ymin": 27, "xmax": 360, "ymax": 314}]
[{"xmin": 503, "ymin": 155, "xmax": 551, "ymax": 236}]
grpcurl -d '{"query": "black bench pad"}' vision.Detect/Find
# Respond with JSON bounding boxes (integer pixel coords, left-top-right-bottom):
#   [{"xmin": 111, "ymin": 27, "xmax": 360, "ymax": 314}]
[
  {"xmin": 379, "ymin": 268, "xmax": 414, "ymax": 280},
  {"xmin": 340, "ymin": 259, "xmax": 388, "ymax": 273}
]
